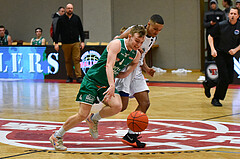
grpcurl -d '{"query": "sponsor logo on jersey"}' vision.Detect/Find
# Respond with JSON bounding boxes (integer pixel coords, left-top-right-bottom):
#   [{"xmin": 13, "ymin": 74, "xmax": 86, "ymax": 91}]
[
  {"xmin": 85, "ymin": 94, "xmax": 95, "ymax": 103},
  {"xmin": 113, "ymin": 66, "xmax": 121, "ymax": 76},
  {"xmin": 124, "ymin": 53, "xmax": 130, "ymax": 57},
  {"xmin": 0, "ymin": 119, "xmax": 240, "ymax": 152}
]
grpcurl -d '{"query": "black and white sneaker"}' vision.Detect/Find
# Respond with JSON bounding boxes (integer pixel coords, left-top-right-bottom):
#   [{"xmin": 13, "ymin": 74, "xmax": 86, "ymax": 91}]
[{"xmin": 121, "ymin": 133, "xmax": 146, "ymax": 148}]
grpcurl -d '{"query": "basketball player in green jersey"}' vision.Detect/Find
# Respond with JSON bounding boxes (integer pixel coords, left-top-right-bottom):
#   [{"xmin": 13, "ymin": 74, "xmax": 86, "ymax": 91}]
[
  {"xmin": 0, "ymin": 25, "xmax": 12, "ymax": 45},
  {"xmin": 49, "ymin": 25, "xmax": 146, "ymax": 151},
  {"xmin": 30, "ymin": 28, "xmax": 46, "ymax": 45}
]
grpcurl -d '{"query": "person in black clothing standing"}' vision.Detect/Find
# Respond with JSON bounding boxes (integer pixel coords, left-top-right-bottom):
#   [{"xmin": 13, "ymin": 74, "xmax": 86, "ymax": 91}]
[
  {"xmin": 203, "ymin": 7, "xmax": 240, "ymax": 106},
  {"xmin": 54, "ymin": 3, "xmax": 85, "ymax": 83},
  {"xmin": 204, "ymin": 0, "xmax": 225, "ymax": 61},
  {"xmin": 50, "ymin": 6, "xmax": 65, "ymax": 41}
]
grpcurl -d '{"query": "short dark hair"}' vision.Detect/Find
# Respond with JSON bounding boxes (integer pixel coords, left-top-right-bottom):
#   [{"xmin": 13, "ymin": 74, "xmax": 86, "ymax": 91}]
[
  {"xmin": 224, "ymin": 0, "xmax": 232, "ymax": 6},
  {"xmin": 231, "ymin": 7, "xmax": 240, "ymax": 15},
  {"xmin": 35, "ymin": 27, "xmax": 43, "ymax": 32},
  {"xmin": 58, "ymin": 6, "xmax": 64, "ymax": 11},
  {"xmin": 150, "ymin": 14, "xmax": 164, "ymax": 25},
  {"xmin": 0, "ymin": 25, "xmax": 5, "ymax": 29}
]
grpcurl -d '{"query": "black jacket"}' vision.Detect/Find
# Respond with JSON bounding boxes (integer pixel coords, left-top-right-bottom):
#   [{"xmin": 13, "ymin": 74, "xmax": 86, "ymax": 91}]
[
  {"xmin": 54, "ymin": 13, "xmax": 85, "ymax": 44},
  {"xmin": 204, "ymin": 8, "xmax": 226, "ymax": 34}
]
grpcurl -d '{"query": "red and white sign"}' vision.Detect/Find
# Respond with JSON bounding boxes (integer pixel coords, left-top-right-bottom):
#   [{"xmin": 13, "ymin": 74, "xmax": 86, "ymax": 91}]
[
  {"xmin": 0, "ymin": 118, "xmax": 240, "ymax": 152},
  {"xmin": 206, "ymin": 64, "xmax": 218, "ymax": 80}
]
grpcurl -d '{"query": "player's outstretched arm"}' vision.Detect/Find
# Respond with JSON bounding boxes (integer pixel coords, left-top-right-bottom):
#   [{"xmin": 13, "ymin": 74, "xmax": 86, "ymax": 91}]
[{"xmin": 103, "ymin": 39, "xmax": 121, "ymax": 102}]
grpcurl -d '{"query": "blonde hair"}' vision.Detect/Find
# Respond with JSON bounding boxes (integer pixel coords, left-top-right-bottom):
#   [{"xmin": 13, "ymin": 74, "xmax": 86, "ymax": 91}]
[
  {"xmin": 129, "ymin": 25, "xmax": 146, "ymax": 37},
  {"xmin": 120, "ymin": 27, "xmax": 127, "ymax": 34}
]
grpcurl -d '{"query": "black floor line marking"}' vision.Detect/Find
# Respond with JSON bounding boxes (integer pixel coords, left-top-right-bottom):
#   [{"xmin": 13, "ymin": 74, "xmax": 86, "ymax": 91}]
[
  {"xmin": 202, "ymin": 112, "xmax": 240, "ymax": 121},
  {"xmin": 0, "ymin": 150, "xmax": 46, "ymax": 159}
]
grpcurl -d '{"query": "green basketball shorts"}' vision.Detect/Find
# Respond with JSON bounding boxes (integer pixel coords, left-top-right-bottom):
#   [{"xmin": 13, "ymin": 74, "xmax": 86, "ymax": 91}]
[{"xmin": 76, "ymin": 76, "xmax": 119, "ymax": 105}]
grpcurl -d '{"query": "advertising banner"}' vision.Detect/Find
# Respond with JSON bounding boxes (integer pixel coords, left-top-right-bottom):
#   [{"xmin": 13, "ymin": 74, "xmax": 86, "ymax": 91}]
[{"xmin": 0, "ymin": 45, "xmax": 106, "ymax": 80}]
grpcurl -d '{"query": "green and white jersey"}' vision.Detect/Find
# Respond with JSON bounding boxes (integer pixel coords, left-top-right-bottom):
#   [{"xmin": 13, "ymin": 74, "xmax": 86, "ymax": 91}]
[
  {"xmin": 31, "ymin": 37, "xmax": 44, "ymax": 45},
  {"xmin": 0, "ymin": 34, "xmax": 8, "ymax": 45},
  {"xmin": 86, "ymin": 38, "xmax": 137, "ymax": 86}
]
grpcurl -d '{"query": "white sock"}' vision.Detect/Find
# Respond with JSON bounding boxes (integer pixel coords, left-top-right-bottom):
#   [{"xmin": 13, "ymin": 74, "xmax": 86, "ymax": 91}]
[
  {"xmin": 54, "ymin": 126, "xmax": 66, "ymax": 138},
  {"xmin": 92, "ymin": 112, "xmax": 101, "ymax": 121},
  {"xmin": 128, "ymin": 129, "xmax": 138, "ymax": 134}
]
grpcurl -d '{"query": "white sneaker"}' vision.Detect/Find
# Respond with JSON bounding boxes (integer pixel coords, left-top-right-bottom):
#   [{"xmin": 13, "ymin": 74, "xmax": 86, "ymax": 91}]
[
  {"xmin": 86, "ymin": 113, "xmax": 99, "ymax": 139},
  {"xmin": 49, "ymin": 134, "xmax": 67, "ymax": 151}
]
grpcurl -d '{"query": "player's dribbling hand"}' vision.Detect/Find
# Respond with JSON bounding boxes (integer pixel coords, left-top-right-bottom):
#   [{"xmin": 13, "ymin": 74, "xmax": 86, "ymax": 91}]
[
  {"xmin": 103, "ymin": 85, "xmax": 115, "ymax": 102},
  {"xmin": 147, "ymin": 68, "xmax": 156, "ymax": 77}
]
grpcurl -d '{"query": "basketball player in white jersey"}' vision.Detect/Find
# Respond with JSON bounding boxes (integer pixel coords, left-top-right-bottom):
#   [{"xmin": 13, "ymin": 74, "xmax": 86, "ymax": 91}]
[{"xmin": 114, "ymin": 14, "xmax": 164, "ymax": 148}]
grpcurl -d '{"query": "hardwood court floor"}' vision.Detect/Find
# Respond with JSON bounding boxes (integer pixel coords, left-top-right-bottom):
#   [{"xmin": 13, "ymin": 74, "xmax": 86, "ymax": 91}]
[{"xmin": 0, "ymin": 70, "xmax": 240, "ymax": 159}]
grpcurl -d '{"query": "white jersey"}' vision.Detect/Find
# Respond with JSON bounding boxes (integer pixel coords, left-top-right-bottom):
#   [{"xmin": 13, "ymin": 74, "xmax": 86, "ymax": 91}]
[
  {"xmin": 135, "ymin": 34, "xmax": 157, "ymax": 79},
  {"xmin": 115, "ymin": 25, "xmax": 157, "ymax": 95}
]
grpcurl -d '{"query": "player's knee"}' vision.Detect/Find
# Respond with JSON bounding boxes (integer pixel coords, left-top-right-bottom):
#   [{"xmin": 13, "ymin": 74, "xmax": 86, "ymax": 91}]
[
  {"xmin": 112, "ymin": 103, "xmax": 122, "ymax": 114},
  {"xmin": 116, "ymin": 104, "xmax": 122, "ymax": 113}
]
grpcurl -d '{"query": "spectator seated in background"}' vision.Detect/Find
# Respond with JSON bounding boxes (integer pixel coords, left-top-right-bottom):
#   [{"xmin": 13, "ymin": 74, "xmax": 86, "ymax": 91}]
[
  {"xmin": 0, "ymin": 25, "xmax": 12, "ymax": 45},
  {"xmin": 31, "ymin": 28, "xmax": 46, "ymax": 45}
]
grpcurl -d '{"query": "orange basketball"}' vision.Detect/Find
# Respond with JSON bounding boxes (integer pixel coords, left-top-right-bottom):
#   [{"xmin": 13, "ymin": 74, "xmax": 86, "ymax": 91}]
[{"xmin": 127, "ymin": 111, "xmax": 148, "ymax": 132}]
